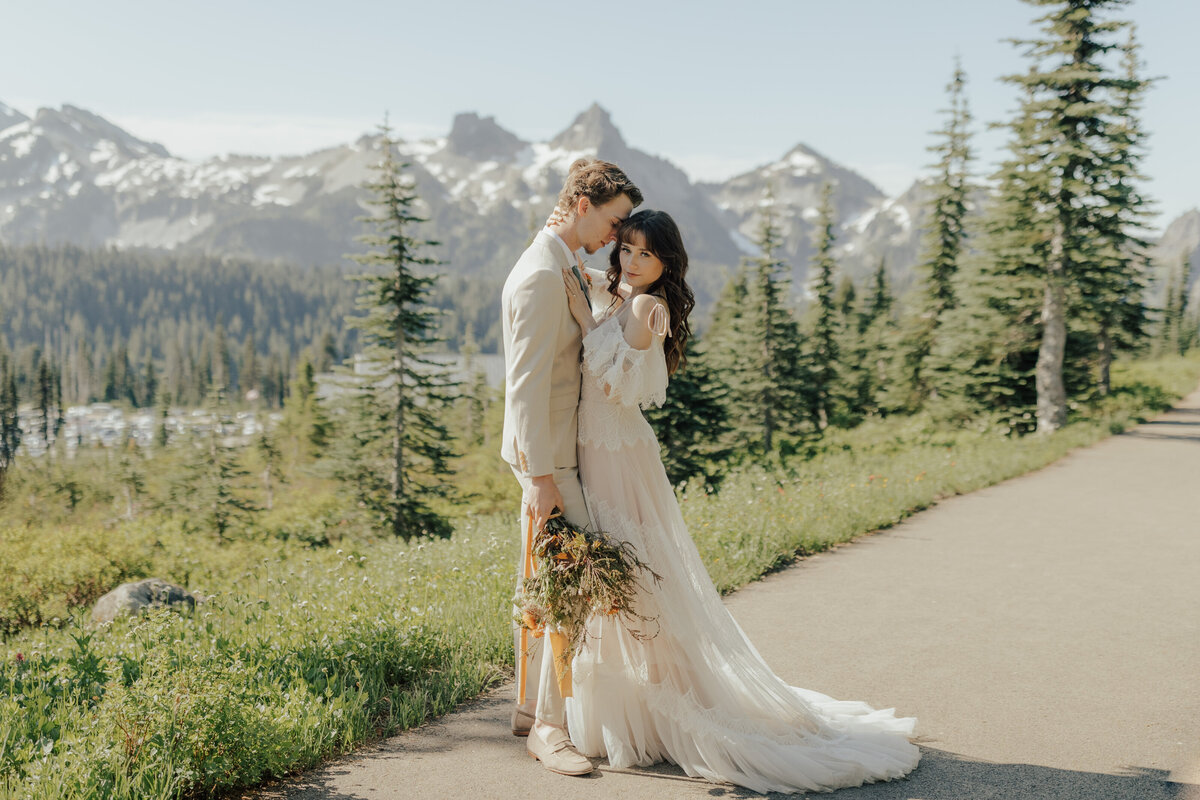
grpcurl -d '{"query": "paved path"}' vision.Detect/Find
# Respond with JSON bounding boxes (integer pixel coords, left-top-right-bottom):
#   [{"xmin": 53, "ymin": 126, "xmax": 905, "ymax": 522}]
[{"xmin": 247, "ymin": 388, "xmax": 1200, "ymax": 800}]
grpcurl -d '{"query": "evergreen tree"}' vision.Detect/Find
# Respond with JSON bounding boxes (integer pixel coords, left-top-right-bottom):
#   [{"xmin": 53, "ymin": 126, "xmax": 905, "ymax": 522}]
[
  {"xmin": 460, "ymin": 323, "xmax": 488, "ymax": 448},
  {"xmin": 213, "ymin": 320, "xmax": 231, "ymax": 392},
  {"xmin": 157, "ymin": 390, "xmax": 172, "ymax": 448},
  {"xmin": 805, "ymin": 182, "xmax": 841, "ymax": 430},
  {"xmin": 103, "ymin": 341, "xmax": 134, "ymax": 405},
  {"xmin": 36, "ymin": 357, "xmax": 54, "ymax": 447},
  {"xmin": 282, "ymin": 358, "xmax": 331, "ymax": 461},
  {"xmin": 1004, "ymin": 0, "xmax": 1140, "ymax": 431},
  {"xmin": 334, "ymin": 120, "xmax": 458, "ymax": 540},
  {"xmin": 702, "ymin": 190, "xmax": 809, "ymax": 455},
  {"xmin": 317, "ymin": 330, "xmax": 339, "ymax": 373},
  {"xmin": 140, "ymin": 353, "xmax": 158, "ymax": 408},
  {"xmin": 645, "ymin": 343, "xmax": 733, "ymax": 487},
  {"xmin": 240, "ymin": 334, "xmax": 260, "ymax": 400},
  {"xmin": 927, "ymin": 86, "xmax": 1047, "ymax": 432},
  {"xmin": 116, "ymin": 451, "xmax": 147, "ymax": 519},
  {"xmin": 52, "ymin": 361, "xmax": 64, "ymax": 441},
  {"xmin": 1078, "ymin": 26, "xmax": 1154, "ymax": 393},
  {"xmin": 862, "ymin": 257, "xmax": 895, "ymax": 333},
  {"xmin": 747, "ymin": 191, "xmax": 807, "ymax": 449},
  {"xmin": 907, "ymin": 59, "xmax": 974, "ymax": 404},
  {"xmin": 255, "ymin": 429, "xmax": 284, "ymax": 511},
  {"xmin": 168, "ymin": 391, "xmax": 258, "ymax": 540},
  {"xmin": 858, "ymin": 258, "xmax": 898, "ymax": 416},
  {"xmin": 0, "ymin": 353, "xmax": 20, "ymax": 500},
  {"xmin": 835, "ymin": 276, "xmax": 871, "ymax": 423},
  {"xmin": 1159, "ymin": 258, "xmax": 1192, "ymax": 356}
]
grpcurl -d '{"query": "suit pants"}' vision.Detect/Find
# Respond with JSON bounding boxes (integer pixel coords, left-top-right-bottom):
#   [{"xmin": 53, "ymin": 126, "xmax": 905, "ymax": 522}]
[{"xmin": 511, "ymin": 465, "xmax": 590, "ymax": 726}]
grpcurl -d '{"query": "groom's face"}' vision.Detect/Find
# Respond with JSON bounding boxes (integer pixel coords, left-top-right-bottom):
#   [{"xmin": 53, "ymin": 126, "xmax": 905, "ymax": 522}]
[{"xmin": 577, "ymin": 194, "xmax": 635, "ymax": 255}]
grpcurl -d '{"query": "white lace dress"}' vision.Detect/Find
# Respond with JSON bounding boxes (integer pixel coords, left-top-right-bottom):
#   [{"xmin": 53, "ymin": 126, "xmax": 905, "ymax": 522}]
[{"xmin": 564, "ymin": 300, "xmax": 920, "ymax": 794}]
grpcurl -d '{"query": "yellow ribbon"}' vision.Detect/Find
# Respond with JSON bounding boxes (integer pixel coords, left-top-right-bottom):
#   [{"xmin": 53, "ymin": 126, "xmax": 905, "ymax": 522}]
[{"xmin": 517, "ymin": 509, "xmax": 573, "ymax": 706}]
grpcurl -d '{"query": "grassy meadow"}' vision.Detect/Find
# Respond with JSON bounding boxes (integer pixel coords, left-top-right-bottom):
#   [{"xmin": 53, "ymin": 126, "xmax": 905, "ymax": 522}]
[{"xmin": 0, "ymin": 354, "xmax": 1196, "ymax": 799}]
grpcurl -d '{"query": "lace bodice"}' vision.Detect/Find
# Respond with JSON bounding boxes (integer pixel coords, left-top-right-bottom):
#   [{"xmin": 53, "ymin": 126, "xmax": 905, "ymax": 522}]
[{"xmin": 578, "ymin": 300, "xmax": 669, "ymax": 451}]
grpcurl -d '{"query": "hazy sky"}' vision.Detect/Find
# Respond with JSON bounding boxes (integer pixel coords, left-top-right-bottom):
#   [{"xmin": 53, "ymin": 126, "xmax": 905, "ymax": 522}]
[{"xmin": 3, "ymin": 0, "xmax": 1196, "ymax": 228}]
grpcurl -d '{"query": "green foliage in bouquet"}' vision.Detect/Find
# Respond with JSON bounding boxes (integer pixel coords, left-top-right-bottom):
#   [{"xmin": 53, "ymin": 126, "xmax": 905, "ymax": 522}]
[{"xmin": 514, "ymin": 513, "xmax": 662, "ymax": 662}]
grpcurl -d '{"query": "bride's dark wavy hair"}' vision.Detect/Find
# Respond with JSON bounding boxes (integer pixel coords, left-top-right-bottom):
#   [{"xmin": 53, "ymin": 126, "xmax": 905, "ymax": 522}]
[{"xmin": 606, "ymin": 210, "xmax": 695, "ymax": 375}]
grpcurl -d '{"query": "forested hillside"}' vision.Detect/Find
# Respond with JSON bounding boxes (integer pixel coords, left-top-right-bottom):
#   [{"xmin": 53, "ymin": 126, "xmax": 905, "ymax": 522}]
[{"xmin": 0, "ymin": 244, "xmax": 358, "ymax": 406}]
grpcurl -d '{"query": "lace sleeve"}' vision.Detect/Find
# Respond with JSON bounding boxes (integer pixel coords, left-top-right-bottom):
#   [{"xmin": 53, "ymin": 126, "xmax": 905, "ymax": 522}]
[{"xmin": 582, "ymin": 314, "xmax": 669, "ymax": 409}]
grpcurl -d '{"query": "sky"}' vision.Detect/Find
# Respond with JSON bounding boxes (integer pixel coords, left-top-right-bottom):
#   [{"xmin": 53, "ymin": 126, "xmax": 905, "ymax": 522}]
[{"xmin": 3, "ymin": 0, "xmax": 1197, "ymax": 229}]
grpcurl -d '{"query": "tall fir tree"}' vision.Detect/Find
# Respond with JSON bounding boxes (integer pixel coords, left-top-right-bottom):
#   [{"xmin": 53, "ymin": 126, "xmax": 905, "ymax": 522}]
[
  {"xmin": 1004, "ymin": 0, "xmax": 1140, "ymax": 431},
  {"xmin": 928, "ymin": 86, "xmax": 1046, "ymax": 431},
  {"xmin": 35, "ymin": 357, "xmax": 54, "ymax": 447},
  {"xmin": 805, "ymin": 182, "xmax": 841, "ymax": 430},
  {"xmin": 702, "ymin": 189, "xmax": 808, "ymax": 455},
  {"xmin": 168, "ymin": 390, "xmax": 259, "ymax": 540},
  {"xmin": 906, "ymin": 59, "xmax": 974, "ymax": 404},
  {"xmin": 140, "ymin": 353, "xmax": 158, "ymax": 408},
  {"xmin": 0, "ymin": 352, "xmax": 20, "ymax": 500},
  {"xmin": 834, "ymin": 276, "xmax": 871, "ymax": 424},
  {"xmin": 240, "ymin": 333, "xmax": 260, "ymax": 400},
  {"xmin": 281, "ymin": 357, "xmax": 331, "ymax": 461},
  {"xmin": 1077, "ymin": 26, "xmax": 1154, "ymax": 394},
  {"xmin": 335, "ymin": 120, "xmax": 457, "ymax": 540},
  {"xmin": 1158, "ymin": 258, "xmax": 1192, "ymax": 356},
  {"xmin": 858, "ymin": 258, "xmax": 898, "ymax": 416},
  {"xmin": 459, "ymin": 322, "xmax": 488, "ymax": 449},
  {"xmin": 255, "ymin": 429, "xmax": 284, "ymax": 511}
]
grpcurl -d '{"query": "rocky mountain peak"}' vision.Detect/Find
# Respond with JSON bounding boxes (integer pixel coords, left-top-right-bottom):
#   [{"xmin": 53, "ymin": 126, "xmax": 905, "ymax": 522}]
[
  {"xmin": 1159, "ymin": 208, "xmax": 1200, "ymax": 248},
  {"xmin": 0, "ymin": 100, "xmax": 28, "ymax": 131},
  {"xmin": 444, "ymin": 112, "xmax": 525, "ymax": 162},
  {"xmin": 1153, "ymin": 208, "xmax": 1200, "ymax": 293},
  {"xmin": 11, "ymin": 104, "xmax": 171, "ymax": 163},
  {"xmin": 549, "ymin": 103, "xmax": 625, "ymax": 154}
]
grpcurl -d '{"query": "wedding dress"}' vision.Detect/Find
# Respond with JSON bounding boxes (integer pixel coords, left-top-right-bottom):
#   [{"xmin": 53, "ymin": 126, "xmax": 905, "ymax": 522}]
[{"xmin": 564, "ymin": 298, "xmax": 920, "ymax": 794}]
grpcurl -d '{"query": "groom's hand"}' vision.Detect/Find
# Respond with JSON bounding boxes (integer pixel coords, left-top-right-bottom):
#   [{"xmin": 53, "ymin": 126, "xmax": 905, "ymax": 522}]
[{"xmin": 528, "ymin": 475, "xmax": 565, "ymax": 531}]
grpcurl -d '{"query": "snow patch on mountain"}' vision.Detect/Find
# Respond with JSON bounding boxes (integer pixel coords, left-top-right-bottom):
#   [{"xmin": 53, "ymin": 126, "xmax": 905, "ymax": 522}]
[
  {"xmin": 4, "ymin": 129, "xmax": 37, "ymax": 158},
  {"xmin": 782, "ymin": 148, "xmax": 820, "ymax": 176}
]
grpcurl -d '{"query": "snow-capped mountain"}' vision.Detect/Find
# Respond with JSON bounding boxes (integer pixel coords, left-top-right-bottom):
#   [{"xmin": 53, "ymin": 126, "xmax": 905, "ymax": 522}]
[
  {"xmin": 0, "ymin": 101, "xmax": 28, "ymax": 131},
  {"xmin": 704, "ymin": 143, "xmax": 887, "ymax": 269},
  {"xmin": 1150, "ymin": 208, "xmax": 1200, "ymax": 305},
  {"xmin": 0, "ymin": 103, "xmax": 746, "ymax": 299},
  {"xmin": 2, "ymin": 97, "xmax": 1193, "ymax": 316}
]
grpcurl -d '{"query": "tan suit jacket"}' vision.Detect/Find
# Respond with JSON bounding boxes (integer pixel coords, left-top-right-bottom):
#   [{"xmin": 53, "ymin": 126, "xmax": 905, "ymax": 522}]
[{"xmin": 500, "ymin": 230, "xmax": 582, "ymax": 478}]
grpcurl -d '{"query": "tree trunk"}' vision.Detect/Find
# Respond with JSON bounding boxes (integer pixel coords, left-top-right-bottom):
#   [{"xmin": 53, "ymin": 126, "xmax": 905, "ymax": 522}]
[
  {"xmin": 392, "ymin": 314, "xmax": 406, "ymax": 540},
  {"xmin": 1037, "ymin": 245, "xmax": 1069, "ymax": 433},
  {"xmin": 1097, "ymin": 324, "xmax": 1112, "ymax": 397}
]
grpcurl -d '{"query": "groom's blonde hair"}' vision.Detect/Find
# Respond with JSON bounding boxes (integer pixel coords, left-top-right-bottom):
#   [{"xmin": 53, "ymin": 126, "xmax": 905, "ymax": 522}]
[{"xmin": 554, "ymin": 158, "xmax": 643, "ymax": 218}]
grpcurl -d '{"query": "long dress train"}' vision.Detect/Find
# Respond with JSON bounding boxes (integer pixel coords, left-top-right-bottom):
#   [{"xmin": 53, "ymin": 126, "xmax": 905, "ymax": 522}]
[{"xmin": 564, "ymin": 301, "xmax": 920, "ymax": 794}]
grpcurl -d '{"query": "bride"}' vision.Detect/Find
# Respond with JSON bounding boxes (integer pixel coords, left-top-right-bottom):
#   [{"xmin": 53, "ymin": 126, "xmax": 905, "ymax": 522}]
[{"xmin": 558, "ymin": 209, "xmax": 920, "ymax": 794}]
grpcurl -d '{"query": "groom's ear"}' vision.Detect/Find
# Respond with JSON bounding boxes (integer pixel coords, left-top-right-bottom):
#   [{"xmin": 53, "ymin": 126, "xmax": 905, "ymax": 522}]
[{"xmin": 576, "ymin": 196, "xmax": 591, "ymax": 217}]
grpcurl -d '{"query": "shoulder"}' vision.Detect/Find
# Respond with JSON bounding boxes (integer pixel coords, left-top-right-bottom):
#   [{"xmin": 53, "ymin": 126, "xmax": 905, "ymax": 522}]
[
  {"xmin": 630, "ymin": 294, "xmax": 670, "ymax": 337},
  {"xmin": 504, "ymin": 254, "xmax": 564, "ymax": 309},
  {"xmin": 514, "ymin": 237, "xmax": 559, "ymax": 271},
  {"xmin": 510, "ymin": 244, "xmax": 563, "ymax": 287}
]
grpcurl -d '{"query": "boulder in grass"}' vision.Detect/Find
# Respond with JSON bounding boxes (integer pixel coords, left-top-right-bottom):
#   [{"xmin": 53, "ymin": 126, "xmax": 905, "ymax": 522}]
[{"xmin": 91, "ymin": 578, "xmax": 198, "ymax": 624}]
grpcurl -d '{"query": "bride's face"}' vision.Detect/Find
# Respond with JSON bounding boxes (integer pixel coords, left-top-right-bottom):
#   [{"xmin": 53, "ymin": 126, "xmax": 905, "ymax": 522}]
[{"xmin": 618, "ymin": 232, "xmax": 664, "ymax": 292}]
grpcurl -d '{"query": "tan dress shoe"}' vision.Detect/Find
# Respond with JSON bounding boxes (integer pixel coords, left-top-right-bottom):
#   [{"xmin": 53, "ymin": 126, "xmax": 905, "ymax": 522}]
[
  {"xmin": 526, "ymin": 721, "xmax": 593, "ymax": 776},
  {"xmin": 511, "ymin": 706, "xmax": 535, "ymax": 737}
]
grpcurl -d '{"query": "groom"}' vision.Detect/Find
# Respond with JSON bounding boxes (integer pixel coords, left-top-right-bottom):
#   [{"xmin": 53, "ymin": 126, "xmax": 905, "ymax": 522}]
[{"xmin": 500, "ymin": 158, "xmax": 642, "ymax": 776}]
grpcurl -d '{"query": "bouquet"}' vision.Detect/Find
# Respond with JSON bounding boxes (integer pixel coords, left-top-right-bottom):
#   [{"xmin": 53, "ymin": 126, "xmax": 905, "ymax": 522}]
[{"xmin": 514, "ymin": 511, "xmax": 662, "ymax": 699}]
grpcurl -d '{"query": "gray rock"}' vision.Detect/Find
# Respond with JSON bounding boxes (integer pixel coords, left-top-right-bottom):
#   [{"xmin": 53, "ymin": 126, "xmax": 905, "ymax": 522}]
[{"xmin": 91, "ymin": 578, "xmax": 198, "ymax": 624}]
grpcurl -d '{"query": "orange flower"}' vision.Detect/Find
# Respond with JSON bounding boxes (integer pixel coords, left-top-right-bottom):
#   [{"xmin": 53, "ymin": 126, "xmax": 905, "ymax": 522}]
[{"xmin": 522, "ymin": 611, "xmax": 544, "ymax": 637}]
